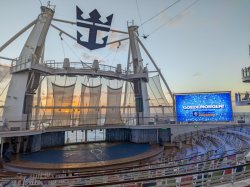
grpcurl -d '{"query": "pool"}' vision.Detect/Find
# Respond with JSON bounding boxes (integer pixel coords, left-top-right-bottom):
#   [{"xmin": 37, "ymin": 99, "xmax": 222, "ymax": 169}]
[{"xmin": 20, "ymin": 142, "xmax": 151, "ymax": 164}]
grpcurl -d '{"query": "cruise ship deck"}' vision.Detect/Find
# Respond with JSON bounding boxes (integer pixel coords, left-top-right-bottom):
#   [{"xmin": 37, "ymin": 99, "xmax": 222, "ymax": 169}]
[{"xmin": 0, "ymin": 1, "xmax": 250, "ymax": 186}]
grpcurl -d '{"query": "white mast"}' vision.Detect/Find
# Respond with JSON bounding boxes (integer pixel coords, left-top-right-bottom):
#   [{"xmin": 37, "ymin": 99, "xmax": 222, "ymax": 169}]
[
  {"xmin": 3, "ymin": 5, "xmax": 54, "ymax": 130},
  {"xmin": 128, "ymin": 25, "xmax": 150, "ymax": 125}
]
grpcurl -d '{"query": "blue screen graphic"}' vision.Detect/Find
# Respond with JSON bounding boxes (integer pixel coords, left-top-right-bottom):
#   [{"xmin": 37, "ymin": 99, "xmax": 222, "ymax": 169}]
[{"xmin": 175, "ymin": 92, "xmax": 233, "ymax": 122}]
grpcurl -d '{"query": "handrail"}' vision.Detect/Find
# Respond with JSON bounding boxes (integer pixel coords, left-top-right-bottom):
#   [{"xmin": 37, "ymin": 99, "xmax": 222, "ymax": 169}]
[
  {"xmin": 10, "ymin": 56, "xmax": 133, "ymax": 75},
  {"xmin": 174, "ymin": 124, "xmax": 250, "ymax": 142},
  {"xmin": 0, "ymin": 118, "xmax": 249, "ymax": 132},
  {"xmin": 6, "ymin": 155, "xmax": 250, "ymax": 186}
]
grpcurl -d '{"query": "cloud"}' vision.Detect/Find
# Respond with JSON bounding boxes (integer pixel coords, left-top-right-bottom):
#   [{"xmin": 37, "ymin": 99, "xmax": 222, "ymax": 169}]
[
  {"xmin": 81, "ymin": 52, "xmax": 107, "ymax": 64},
  {"xmin": 108, "ymin": 39, "xmax": 129, "ymax": 52},
  {"xmin": 159, "ymin": 10, "xmax": 190, "ymax": 28},
  {"xmin": 192, "ymin": 72, "xmax": 201, "ymax": 77},
  {"xmin": 170, "ymin": 12, "xmax": 190, "ymax": 27},
  {"xmin": 82, "ymin": 52, "xmax": 92, "ymax": 61},
  {"xmin": 107, "ymin": 31, "xmax": 129, "ymax": 51}
]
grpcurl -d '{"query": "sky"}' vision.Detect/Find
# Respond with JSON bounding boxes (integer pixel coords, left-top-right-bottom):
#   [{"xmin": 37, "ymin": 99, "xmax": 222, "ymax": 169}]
[{"xmin": 0, "ymin": 0, "xmax": 250, "ymax": 112}]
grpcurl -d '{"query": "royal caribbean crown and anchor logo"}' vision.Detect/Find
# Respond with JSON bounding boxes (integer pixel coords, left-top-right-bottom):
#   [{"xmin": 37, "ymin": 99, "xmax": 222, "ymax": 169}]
[{"xmin": 76, "ymin": 6, "xmax": 113, "ymax": 50}]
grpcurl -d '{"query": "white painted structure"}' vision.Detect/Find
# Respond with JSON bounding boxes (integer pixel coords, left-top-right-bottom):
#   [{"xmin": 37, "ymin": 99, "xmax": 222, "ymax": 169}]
[
  {"xmin": 128, "ymin": 25, "xmax": 150, "ymax": 125},
  {"xmin": 3, "ymin": 6, "xmax": 54, "ymax": 130}
]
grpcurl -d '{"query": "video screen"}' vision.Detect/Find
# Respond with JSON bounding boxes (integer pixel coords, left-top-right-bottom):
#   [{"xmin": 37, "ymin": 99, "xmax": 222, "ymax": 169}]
[{"xmin": 175, "ymin": 92, "xmax": 233, "ymax": 122}]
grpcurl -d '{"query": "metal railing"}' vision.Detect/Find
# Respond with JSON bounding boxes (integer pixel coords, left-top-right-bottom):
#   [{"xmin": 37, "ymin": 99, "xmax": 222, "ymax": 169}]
[
  {"xmin": 9, "ymin": 54, "xmax": 133, "ymax": 75},
  {"xmin": 1, "ymin": 150, "xmax": 250, "ymax": 186},
  {"xmin": 10, "ymin": 54, "xmax": 38, "ymax": 73},
  {"xmin": 0, "ymin": 114, "xmax": 249, "ymax": 132}
]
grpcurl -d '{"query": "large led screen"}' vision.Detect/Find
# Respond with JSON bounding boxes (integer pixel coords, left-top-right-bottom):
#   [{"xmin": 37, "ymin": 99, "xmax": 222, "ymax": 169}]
[{"xmin": 175, "ymin": 92, "xmax": 233, "ymax": 122}]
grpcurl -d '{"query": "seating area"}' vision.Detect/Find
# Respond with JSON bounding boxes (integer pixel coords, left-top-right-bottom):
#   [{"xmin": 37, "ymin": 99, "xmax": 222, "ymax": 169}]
[{"xmin": 1, "ymin": 124, "xmax": 250, "ymax": 186}]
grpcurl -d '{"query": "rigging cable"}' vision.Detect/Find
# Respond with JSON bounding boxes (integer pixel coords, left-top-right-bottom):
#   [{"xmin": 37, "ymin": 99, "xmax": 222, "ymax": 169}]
[
  {"xmin": 100, "ymin": 50, "xmax": 113, "ymax": 63},
  {"xmin": 148, "ymin": 0, "xmax": 201, "ymax": 36},
  {"xmin": 71, "ymin": 76, "xmax": 78, "ymax": 125},
  {"xmin": 61, "ymin": 34, "xmax": 92, "ymax": 69},
  {"xmin": 154, "ymin": 75, "xmax": 170, "ymax": 106},
  {"xmin": 59, "ymin": 75, "xmax": 68, "ymax": 114},
  {"xmin": 51, "ymin": 75, "xmax": 57, "ymax": 124},
  {"xmin": 147, "ymin": 78, "xmax": 161, "ymax": 115},
  {"xmin": 151, "ymin": 75, "xmax": 172, "ymax": 113},
  {"xmin": 59, "ymin": 32, "xmax": 66, "ymax": 58},
  {"xmin": 135, "ymin": 0, "xmax": 146, "ymax": 37},
  {"xmin": 79, "ymin": 75, "xmax": 88, "ymax": 113},
  {"xmin": 140, "ymin": 0, "xmax": 181, "ymax": 27},
  {"xmin": 0, "ymin": 81, "xmax": 10, "ymax": 97},
  {"xmin": 110, "ymin": 43, "xmax": 120, "ymax": 67},
  {"xmin": 0, "ymin": 70, "xmax": 9, "ymax": 84},
  {"xmin": 37, "ymin": 0, "xmax": 42, "ymax": 6}
]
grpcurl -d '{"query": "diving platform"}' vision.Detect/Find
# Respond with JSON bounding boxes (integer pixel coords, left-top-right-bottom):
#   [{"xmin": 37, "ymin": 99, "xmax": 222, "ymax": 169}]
[{"xmin": 10, "ymin": 59, "xmax": 148, "ymax": 81}]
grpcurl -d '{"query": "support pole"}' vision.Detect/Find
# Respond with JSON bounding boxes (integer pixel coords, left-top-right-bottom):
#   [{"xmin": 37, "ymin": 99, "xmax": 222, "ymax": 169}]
[
  {"xmin": 106, "ymin": 38, "xmax": 129, "ymax": 46},
  {"xmin": 85, "ymin": 130, "xmax": 88, "ymax": 142},
  {"xmin": 51, "ymin": 24, "xmax": 77, "ymax": 41},
  {"xmin": 0, "ymin": 137, "xmax": 3, "ymax": 158},
  {"xmin": 128, "ymin": 25, "xmax": 150, "ymax": 125},
  {"xmin": 0, "ymin": 19, "xmax": 37, "ymax": 52},
  {"xmin": 123, "ymin": 45, "xmax": 131, "ymax": 114},
  {"xmin": 35, "ymin": 79, "xmax": 42, "ymax": 129},
  {"xmin": 34, "ymin": 46, "xmax": 44, "ymax": 129},
  {"xmin": 156, "ymin": 128, "xmax": 159, "ymax": 144}
]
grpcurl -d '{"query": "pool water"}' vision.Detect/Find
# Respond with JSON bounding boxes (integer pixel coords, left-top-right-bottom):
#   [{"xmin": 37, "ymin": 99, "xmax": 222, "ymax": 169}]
[{"xmin": 20, "ymin": 142, "xmax": 151, "ymax": 163}]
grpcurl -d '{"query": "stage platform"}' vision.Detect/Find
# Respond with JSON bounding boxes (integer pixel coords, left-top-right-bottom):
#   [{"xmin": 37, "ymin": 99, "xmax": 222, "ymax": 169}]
[{"xmin": 4, "ymin": 142, "xmax": 163, "ymax": 173}]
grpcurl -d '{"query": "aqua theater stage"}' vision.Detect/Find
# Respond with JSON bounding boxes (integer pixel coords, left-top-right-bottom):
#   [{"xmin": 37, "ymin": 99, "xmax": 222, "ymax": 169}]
[{"xmin": 3, "ymin": 142, "xmax": 163, "ymax": 173}]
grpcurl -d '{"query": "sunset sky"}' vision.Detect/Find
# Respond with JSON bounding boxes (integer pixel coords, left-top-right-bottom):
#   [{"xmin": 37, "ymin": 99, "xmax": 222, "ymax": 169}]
[{"xmin": 0, "ymin": 0, "xmax": 250, "ymax": 112}]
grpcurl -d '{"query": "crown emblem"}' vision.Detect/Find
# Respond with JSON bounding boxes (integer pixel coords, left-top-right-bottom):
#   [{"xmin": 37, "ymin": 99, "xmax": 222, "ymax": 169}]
[{"xmin": 76, "ymin": 6, "xmax": 113, "ymax": 50}]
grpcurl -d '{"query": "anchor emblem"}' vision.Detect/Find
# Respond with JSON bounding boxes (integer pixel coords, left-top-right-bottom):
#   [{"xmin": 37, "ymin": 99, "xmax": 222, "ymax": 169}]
[{"xmin": 76, "ymin": 6, "xmax": 113, "ymax": 50}]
